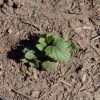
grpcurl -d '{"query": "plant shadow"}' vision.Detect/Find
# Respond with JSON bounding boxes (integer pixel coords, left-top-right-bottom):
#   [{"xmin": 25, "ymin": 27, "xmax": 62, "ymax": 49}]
[
  {"xmin": 7, "ymin": 34, "xmax": 56, "ymax": 71},
  {"xmin": 7, "ymin": 34, "xmax": 39, "ymax": 64}
]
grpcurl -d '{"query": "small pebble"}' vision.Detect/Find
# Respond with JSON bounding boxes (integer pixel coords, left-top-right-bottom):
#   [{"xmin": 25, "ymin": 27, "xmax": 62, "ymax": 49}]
[
  {"xmin": 82, "ymin": 73, "xmax": 87, "ymax": 82},
  {"xmin": 8, "ymin": 28, "xmax": 13, "ymax": 34}
]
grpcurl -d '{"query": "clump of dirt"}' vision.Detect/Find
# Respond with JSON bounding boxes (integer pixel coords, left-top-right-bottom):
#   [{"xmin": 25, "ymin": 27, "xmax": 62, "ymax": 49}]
[{"xmin": 0, "ymin": 0, "xmax": 100, "ymax": 100}]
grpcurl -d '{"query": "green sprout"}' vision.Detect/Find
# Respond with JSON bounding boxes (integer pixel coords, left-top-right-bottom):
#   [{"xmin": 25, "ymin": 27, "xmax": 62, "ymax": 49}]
[{"xmin": 20, "ymin": 33, "xmax": 77, "ymax": 71}]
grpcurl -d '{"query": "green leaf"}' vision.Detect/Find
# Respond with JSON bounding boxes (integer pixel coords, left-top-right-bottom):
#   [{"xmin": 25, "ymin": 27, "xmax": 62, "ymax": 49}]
[
  {"xmin": 38, "ymin": 37, "xmax": 46, "ymax": 44},
  {"xmin": 65, "ymin": 41, "xmax": 76, "ymax": 52},
  {"xmin": 20, "ymin": 58, "xmax": 28, "ymax": 63},
  {"xmin": 34, "ymin": 59, "xmax": 40, "ymax": 68},
  {"xmin": 29, "ymin": 62, "xmax": 35, "ymax": 67},
  {"xmin": 42, "ymin": 61, "xmax": 56, "ymax": 71},
  {"xmin": 36, "ymin": 43, "xmax": 46, "ymax": 51},
  {"xmin": 45, "ymin": 38, "xmax": 72, "ymax": 62},
  {"xmin": 46, "ymin": 33, "xmax": 55, "ymax": 44},
  {"xmin": 25, "ymin": 50, "xmax": 36, "ymax": 60},
  {"xmin": 46, "ymin": 33, "xmax": 53, "ymax": 37},
  {"xmin": 45, "ymin": 46, "xmax": 71, "ymax": 62},
  {"xmin": 22, "ymin": 48, "xmax": 29, "ymax": 53},
  {"xmin": 46, "ymin": 33, "xmax": 58, "ymax": 39},
  {"xmin": 36, "ymin": 36, "xmax": 47, "ymax": 51}
]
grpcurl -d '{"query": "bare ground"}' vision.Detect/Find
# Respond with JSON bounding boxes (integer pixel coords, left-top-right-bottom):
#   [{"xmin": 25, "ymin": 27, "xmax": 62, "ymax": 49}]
[{"xmin": 0, "ymin": 0, "xmax": 100, "ymax": 100}]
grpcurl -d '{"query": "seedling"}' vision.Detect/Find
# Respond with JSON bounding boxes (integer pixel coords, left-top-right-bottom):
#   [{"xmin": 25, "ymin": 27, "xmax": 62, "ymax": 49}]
[{"xmin": 20, "ymin": 33, "xmax": 77, "ymax": 71}]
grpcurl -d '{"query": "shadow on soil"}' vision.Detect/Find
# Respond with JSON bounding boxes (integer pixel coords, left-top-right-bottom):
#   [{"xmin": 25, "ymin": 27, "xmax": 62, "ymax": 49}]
[
  {"xmin": 7, "ymin": 35, "xmax": 39, "ymax": 62},
  {"xmin": 7, "ymin": 34, "xmax": 40, "ymax": 67},
  {"xmin": 7, "ymin": 34, "xmax": 54, "ymax": 71}
]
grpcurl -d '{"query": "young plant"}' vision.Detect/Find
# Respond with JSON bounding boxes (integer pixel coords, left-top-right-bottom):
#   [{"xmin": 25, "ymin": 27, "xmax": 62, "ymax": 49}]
[
  {"xmin": 20, "ymin": 33, "xmax": 77, "ymax": 71},
  {"xmin": 20, "ymin": 48, "xmax": 37, "ymax": 67}
]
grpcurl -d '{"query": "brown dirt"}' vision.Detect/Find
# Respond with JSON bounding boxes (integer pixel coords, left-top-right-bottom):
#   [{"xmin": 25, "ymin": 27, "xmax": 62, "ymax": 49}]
[{"xmin": 0, "ymin": 0, "xmax": 100, "ymax": 100}]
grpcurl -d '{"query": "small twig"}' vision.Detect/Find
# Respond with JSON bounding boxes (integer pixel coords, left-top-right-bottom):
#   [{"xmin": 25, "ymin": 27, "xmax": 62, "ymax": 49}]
[
  {"xmin": 91, "ymin": 35, "xmax": 100, "ymax": 41},
  {"xmin": 75, "ymin": 26, "xmax": 94, "ymax": 31},
  {"xmin": 38, "ymin": 83, "xmax": 58, "ymax": 100},
  {"xmin": 88, "ymin": 17, "xmax": 98, "ymax": 31},
  {"xmin": 20, "ymin": 19, "xmax": 42, "ymax": 32},
  {"xmin": 90, "ymin": 45, "xmax": 100, "ymax": 58},
  {"xmin": 59, "ymin": 80, "xmax": 72, "ymax": 87},
  {"xmin": 0, "ymin": 10, "xmax": 43, "ymax": 33},
  {"xmin": 11, "ymin": 89, "xmax": 32, "ymax": 100},
  {"xmin": 38, "ymin": 91, "xmax": 47, "ymax": 100},
  {"xmin": 89, "ymin": 35, "xmax": 100, "ymax": 58}
]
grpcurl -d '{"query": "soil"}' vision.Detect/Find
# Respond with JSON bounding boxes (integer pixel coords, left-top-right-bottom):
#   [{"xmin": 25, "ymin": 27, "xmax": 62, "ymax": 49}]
[{"xmin": 0, "ymin": 0, "xmax": 100, "ymax": 100}]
